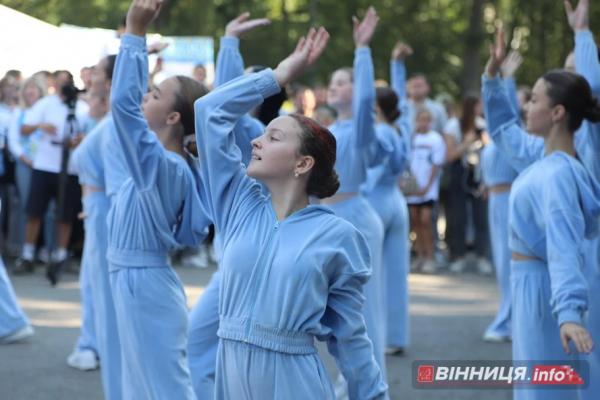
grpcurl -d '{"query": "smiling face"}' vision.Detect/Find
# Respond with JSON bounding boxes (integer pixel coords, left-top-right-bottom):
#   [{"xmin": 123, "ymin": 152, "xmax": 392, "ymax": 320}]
[
  {"xmin": 327, "ymin": 69, "xmax": 353, "ymax": 110},
  {"xmin": 247, "ymin": 116, "xmax": 307, "ymax": 181},
  {"xmin": 142, "ymin": 77, "xmax": 181, "ymax": 133},
  {"xmin": 22, "ymin": 80, "xmax": 43, "ymax": 108},
  {"xmin": 525, "ymin": 78, "xmax": 556, "ymax": 137}
]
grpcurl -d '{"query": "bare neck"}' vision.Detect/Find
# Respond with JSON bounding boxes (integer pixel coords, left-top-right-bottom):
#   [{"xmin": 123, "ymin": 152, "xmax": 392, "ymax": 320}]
[
  {"xmin": 267, "ymin": 180, "xmax": 310, "ymax": 221},
  {"xmin": 334, "ymin": 104, "xmax": 352, "ymax": 121},
  {"xmin": 156, "ymin": 128, "xmax": 185, "ymax": 158},
  {"xmin": 544, "ymin": 125, "xmax": 575, "ymax": 157}
]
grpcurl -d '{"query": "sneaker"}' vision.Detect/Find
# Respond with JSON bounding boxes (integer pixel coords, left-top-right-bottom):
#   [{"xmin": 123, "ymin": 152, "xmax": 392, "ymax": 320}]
[
  {"xmin": 421, "ymin": 259, "xmax": 437, "ymax": 274},
  {"xmin": 37, "ymin": 248, "xmax": 51, "ymax": 264},
  {"xmin": 483, "ymin": 331, "xmax": 511, "ymax": 343},
  {"xmin": 410, "ymin": 258, "xmax": 423, "ymax": 272},
  {"xmin": 67, "ymin": 349, "xmax": 99, "ymax": 371},
  {"xmin": 0, "ymin": 325, "xmax": 34, "ymax": 344},
  {"xmin": 449, "ymin": 258, "xmax": 468, "ymax": 273},
  {"xmin": 12, "ymin": 258, "xmax": 35, "ymax": 275},
  {"xmin": 477, "ymin": 257, "xmax": 494, "ymax": 275},
  {"xmin": 385, "ymin": 346, "xmax": 405, "ymax": 356},
  {"xmin": 46, "ymin": 260, "xmax": 67, "ymax": 286}
]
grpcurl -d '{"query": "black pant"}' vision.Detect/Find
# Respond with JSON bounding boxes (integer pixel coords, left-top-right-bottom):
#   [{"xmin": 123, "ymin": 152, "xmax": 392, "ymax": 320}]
[
  {"xmin": 442, "ymin": 161, "xmax": 489, "ymax": 259},
  {"xmin": 26, "ymin": 169, "xmax": 81, "ymax": 223}
]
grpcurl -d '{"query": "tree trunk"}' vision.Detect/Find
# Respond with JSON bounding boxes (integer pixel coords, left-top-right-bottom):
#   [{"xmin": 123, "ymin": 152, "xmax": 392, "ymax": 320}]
[{"xmin": 460, "ymin": 0, "xmax": 486, "ymax": 95}]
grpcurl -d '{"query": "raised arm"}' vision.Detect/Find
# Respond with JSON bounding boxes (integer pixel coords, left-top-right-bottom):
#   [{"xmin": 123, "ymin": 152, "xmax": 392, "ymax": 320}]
[
  {"xmin": 500, "ymin": 50, "xmax": 524, "ymax": 117},
  {"xmin": 352, "ymin": 7, "xmax": 378, "ymax": 150},
  {"xmin": 195, "ymin": 27, "xmax": 329, "ymax": 233},
  {"xmin": 482, "ymin": 27, "xmax": 543, "ymax": 171},
  {"xmin": 110, "ymin": 1, "xmax": 166, "ymax": 191},
  {"xmin": 320, "ymin": 227, "xmax": 388, "ymax": 400},
  {"xmin": 215, "ymin": 13, "xmax": 270, "ymax": 87},
  {"xmin": 111, "ymin": 33, "xmax": 164, "ymax": 190},
  {"xmin": 390, "ymin": 41, "xmax": 413, "ymax": 143},
  {"xmin": 215, "ymin": 13, "xmax": 270, "ymax": 165},
  {"xmin": 565, "ymin": 0, "xmax": 600, "ymax": 95}
]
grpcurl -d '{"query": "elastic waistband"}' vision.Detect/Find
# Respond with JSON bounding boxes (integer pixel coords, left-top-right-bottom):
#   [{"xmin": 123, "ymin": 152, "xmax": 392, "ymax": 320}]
[
  {"xmin": 217, "ymin": 316, "xmax": 315, "ymax": 355},
  {"xmin": 107, "ymin": 247, "xmax": 169, "ymax": 270},
  {"xmin": 510, "ymin": 258, "xmax": 546, "ymax": 274}
]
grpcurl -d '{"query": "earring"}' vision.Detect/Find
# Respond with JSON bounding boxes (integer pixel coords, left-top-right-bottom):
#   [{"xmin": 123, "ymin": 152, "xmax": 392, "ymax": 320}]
[{"xmin": 294, "ymin": 171, "xmax": 299, "ymax": 178}]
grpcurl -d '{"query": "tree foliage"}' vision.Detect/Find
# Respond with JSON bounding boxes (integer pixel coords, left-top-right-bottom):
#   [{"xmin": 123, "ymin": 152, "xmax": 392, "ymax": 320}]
[{"xmin": 5, "ymin": 0, "xmax": 600, "ymax": 97}]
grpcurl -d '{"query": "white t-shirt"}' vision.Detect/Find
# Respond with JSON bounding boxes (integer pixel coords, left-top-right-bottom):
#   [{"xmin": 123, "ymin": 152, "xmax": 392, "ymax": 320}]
[
  {"xmin": 407, "ymin": 131, "xmax": 446, "ymax": 204},
  {"xmin": 24, "ymin": 95, "xmax": 89, "ymax": 174}
]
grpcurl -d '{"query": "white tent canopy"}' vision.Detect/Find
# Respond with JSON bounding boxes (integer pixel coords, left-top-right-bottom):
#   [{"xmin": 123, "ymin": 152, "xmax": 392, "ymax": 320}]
[
  {"xmin": 0, "ymin": 5, "xmax": 120, "ymax": 82},
  {"xmin": 0, "ymin": 5, "xmax": 214, "ymax": 86}
]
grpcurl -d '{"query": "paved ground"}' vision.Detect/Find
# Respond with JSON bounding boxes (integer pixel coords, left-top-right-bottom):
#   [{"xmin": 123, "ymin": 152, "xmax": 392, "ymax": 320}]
[{"xmin": 0, "ymin": 262, "xmax": 512, "ymax": 400}]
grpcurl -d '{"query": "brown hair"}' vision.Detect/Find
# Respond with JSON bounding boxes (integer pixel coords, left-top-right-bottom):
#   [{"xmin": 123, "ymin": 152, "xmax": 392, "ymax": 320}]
[
  {"xmin": 376, "ymin": 87, "xmax": 400, "ymax": 124},
  {"xmin": 542, "ymin": 70, "xmax": 600, "ymax": 132},
  {"xmin": 289, "ymin": 114, "xmax": 340, "ymax": 198}
]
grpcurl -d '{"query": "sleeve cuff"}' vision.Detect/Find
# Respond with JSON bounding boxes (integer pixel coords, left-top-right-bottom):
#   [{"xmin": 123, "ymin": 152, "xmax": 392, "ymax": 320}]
[
  {"xmin": 121, "ymin": 34, "xmax": 147, "ymax": 51},
  {"xmin": 355, "ymin": 47, "xmax": 371, "ymax": 58},
  {"xmin": 575, "ymin": 29, "xmax": 594, "ymax": 44},
  {"xmin": 254, "ymin": 69, "xmax": 281, "ymax": 100},
  {"xmin": 481, "ymin": 74, "xmax": 503, "ymax": 87},
  {"xmin": 557, "ymin": 309, "xmax": 583, "ymax": 326},
  {"xmin": 220, "ymin": 36, "xmax": 240, "ymax": 49}
]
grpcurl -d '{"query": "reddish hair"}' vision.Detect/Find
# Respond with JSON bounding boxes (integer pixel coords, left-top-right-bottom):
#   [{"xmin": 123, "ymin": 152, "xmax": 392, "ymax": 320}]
[{"xmin": 289, "ymin": 114, "xmax": 339, "ymax": 198}]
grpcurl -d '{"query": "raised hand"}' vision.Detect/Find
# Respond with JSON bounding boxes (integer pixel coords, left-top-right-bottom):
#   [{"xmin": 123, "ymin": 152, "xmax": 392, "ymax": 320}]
[
  {"xmin": 500, "ymin": 50, "xmax": 523, "ymax": 78},
  {"xmin": 485, "ymin": 25, "xmax": 507, "ymax": 78},
  {"xmin": 225, "ymin": 12, "xmax": 271, "ymax": 38},
  {"xmin": 353, "ymin": 6, "xmax": 379, "ymax": 48},
  {"xmin": 564, "ymin": 0, "xmax": 589, "ymax": 32},
  {"xmin": 391, "ymin": 41, "xmax": 413, "ymax": 61},
  {"xmin": 126, "ymin": 0, "xmax": 163, "ymax": 37},
  {"xmin": 273, "ymin": 27, "xmax": 330, "ymax": 87},
  {"xmin": 560, "ymin": 322, "xmax": 594, "ymax": 354}
]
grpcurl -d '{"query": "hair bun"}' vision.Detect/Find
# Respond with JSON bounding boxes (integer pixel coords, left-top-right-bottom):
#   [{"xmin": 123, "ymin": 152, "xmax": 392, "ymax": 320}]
[{"xmin": 584, "ymin": 97, "xmax": 600, "ymax": 123}]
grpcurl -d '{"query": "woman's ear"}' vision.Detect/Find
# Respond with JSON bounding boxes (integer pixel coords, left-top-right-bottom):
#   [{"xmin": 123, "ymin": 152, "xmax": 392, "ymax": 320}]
[
  {"xmin": 166, "ymin": 110, "xmax": 181, "ymax": 127},
  {"xmin": 551, "ymin": 104, "xmax": 566, "ymax": 125},
  {"xmin": 295, "ymin": 155, "xmax": 315, "ymax": 176}
]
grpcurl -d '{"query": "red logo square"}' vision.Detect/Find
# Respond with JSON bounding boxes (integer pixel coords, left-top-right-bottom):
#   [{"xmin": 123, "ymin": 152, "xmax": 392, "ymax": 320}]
[{"xmin": 417, "ymin": 365, "xmax": 435, "ymax": 383}]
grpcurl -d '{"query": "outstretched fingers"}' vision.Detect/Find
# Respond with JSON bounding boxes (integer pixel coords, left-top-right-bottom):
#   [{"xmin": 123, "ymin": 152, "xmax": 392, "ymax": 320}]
[{"xmin": 308, "ymin": 27, "xmax": 330, "ymax": 65}]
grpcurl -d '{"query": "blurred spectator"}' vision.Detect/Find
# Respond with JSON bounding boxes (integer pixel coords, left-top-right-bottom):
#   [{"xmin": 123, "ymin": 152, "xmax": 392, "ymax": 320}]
[
  {"xmin": 407, "ymin": 73, "xmax": 448, "ymax": 134},
  {"xmin": 407, "ymin": 108, "xmax": 446, "ymax": 273}
]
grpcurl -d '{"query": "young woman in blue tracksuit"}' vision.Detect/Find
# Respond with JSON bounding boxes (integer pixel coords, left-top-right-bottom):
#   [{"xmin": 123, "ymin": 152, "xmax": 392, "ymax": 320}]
[
  {"xmin": 194, "ymin": 26, "xmax": 387, "ymax": 399},
  {"xmin": 108, "ymin": 2, "xmax": 211, "ymax": 398},
  {"xmin": 564, "ymin": 3, "xmax": 600, "ymax": 399},
  {"xmin": 69, "ymin": 54, "xmax": 124, "ymax": 399},
  {"xmin": 483, "ymin": 26, "xmax": 600, "ymax": 400},
  {"xmin": 480, "ymin": 70, "xmax": 520, "ymax": 342},
  {"xmin": 480, "ymin": 139, "xmax": 518, "ymax": 343},
  {"xmin": 485, "ymin": 5, "xmax": 600, "ymax": 396},
  {"xmin": 187, "ymin": 13, "xmax": 269, "ymax": 399},
  {"xmin": 360, "ymin": 82, "xmax": 410, "ymax": 355},
  {"xmin": 323, "ymin": 7, "xmax": 387, "ymax": 381},
  {"xmin": 377, "ymin": 42, "xmax": 413, "ymax": 354}
]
